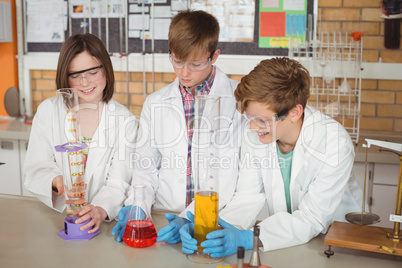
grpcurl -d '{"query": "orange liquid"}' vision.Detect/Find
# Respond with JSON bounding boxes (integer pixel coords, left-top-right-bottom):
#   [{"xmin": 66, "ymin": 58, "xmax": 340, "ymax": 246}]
[
  {"xmin": 194, "ymin": 191, "xmax": 219, "ymax": 251},
  {"xmin": 123, "ymin": 220, "xmax": 157, "ymax": 248}
]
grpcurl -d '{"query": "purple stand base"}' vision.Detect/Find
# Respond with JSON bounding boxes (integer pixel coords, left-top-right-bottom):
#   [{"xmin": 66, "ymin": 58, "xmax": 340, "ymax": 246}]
[{"xmin": 57, "ymin": 216, "xmax": 100, "ymax": 241}]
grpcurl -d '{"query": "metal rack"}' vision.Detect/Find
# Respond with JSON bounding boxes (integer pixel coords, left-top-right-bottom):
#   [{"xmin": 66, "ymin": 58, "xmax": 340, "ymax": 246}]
[{"xmin": 289, "ymin": 32, "xmax": 363, "ymax": 144}]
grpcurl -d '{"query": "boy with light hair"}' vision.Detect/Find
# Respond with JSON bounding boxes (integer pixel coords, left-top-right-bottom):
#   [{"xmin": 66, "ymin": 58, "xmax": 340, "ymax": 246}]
[
  {"xmin": 112, "ymin": 9, "xmax": 243, "ymax": 244},
  {"xmin": 180, "ymin": 57, "xmax": 363, "ymax": 256}
]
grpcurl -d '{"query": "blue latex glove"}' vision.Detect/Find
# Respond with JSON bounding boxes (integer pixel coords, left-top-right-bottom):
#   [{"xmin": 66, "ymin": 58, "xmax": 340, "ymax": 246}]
[
  {"xmin": 111, "ymin": 205, "xmax": 131, "ymax": 242},
  {"xmin": 179, "ymin": 211, "xmax": 198, "ymax": 254},
  {"xmin": 157, "ymin": 214, "xmax": 190, "ymax": 244},
  {"xmin": 200, "ymin": 217, "xmax": 253, "ymax": 258}
]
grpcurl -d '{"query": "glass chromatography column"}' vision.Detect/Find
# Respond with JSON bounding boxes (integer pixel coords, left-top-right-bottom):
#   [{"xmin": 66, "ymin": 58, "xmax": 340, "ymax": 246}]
[
  {"xmin": 187, "ymin": 95, "xmax": 223, "ymax": 264},
  {"xmin": 55, "ymin": 88, "xmax": 99, "ymax": 240}
]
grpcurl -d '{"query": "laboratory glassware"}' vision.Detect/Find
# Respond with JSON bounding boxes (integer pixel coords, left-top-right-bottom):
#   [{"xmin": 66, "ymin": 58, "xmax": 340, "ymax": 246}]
[
  {"xmin": 288, "ymin": 29, "xmax": 363, "ymax": 144},
  {"xmin": 123, "ymin": 184, "xmax": 157, "ymax": 248},
  {"xmin": 249, "ymin": 226, "xmax": 261, "ymax": 268},
  {"xmin": 187, "ymin": 95, "xmax": 223, "ymax": 264},
  {"xmin": 55, "ymin": 88, "xmax": 100, "ymax": 241},
  {"xmin": 237, "ymin": 247, "xmax": 245, "ymax": 268}
]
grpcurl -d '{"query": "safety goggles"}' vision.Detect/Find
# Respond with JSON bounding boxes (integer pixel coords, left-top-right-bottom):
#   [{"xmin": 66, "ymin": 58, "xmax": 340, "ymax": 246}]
[
  {"xmin": 243, "ymin": 109, "xmax": 288, "ymax": 128},
  {"xmin": 168, "ymin": 50, "xmax": 214, "ymax": 71},
  {"xmin": 68, "ymin": 65, "xmax": 104, "ymax": 86}
]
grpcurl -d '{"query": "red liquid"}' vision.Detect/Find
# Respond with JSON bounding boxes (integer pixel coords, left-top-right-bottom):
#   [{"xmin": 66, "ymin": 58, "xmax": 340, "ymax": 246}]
[{"xmin": 123, "ymin": 220, "xmax": 157, "ymax": 248}]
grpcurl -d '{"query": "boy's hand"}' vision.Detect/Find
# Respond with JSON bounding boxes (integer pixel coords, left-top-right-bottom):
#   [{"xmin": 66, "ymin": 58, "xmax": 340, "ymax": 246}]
[
  {"xmin": 157, "ymin": 214, "xmax": 190, "ymax": 244},
  {"xmin": 201, "ymin": 218, "xmax": 253, "ymax": 258},
  {"xmin": 179, "ymin": 211, "xmax": 198, "ymax": 254},
  {"xmin": 111, "ymin": 205, "xmax": 132, "ymax": 242}
]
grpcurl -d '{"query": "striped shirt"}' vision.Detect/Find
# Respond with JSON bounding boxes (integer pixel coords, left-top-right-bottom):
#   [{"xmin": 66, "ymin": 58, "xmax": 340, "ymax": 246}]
[{"xmin": 179, "ymin": 66, "xmax": 216, "ymax": 207}]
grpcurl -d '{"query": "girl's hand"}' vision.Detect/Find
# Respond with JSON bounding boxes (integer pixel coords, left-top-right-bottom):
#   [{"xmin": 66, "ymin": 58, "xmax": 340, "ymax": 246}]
[
  {"xmin": 54, "ymin": 175, "xmax": 86, "ymax": 200},
  {"xmin": 52, "ymin": 176, "xmax": 64, "ymax": 195},
  {"xmin": 75, "ymin": 205, "xmax": 107, "ymax": 233}
]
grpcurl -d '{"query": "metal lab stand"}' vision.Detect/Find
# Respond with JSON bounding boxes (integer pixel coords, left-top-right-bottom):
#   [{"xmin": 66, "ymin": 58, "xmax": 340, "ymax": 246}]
[{"xmin": 324, "ymin": 139, "xmax": 402, "ymax": 257}]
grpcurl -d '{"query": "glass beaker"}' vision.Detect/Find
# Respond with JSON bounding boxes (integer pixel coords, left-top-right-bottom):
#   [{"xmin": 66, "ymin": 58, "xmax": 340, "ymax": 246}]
[
  {"xmin": 187, "ymin": 95, "xmax": 223, "ymax": 264},
  {"xmin": 123, "ymin": 184, "xmax": 157, "ymax": 248},
  {"xmin": 56, "ymin": 88, "xmax": 88, "ymax": 217}
]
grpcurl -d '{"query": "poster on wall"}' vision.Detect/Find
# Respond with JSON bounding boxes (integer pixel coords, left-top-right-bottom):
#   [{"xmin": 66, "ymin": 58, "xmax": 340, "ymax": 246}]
[
  {"xmin": 128, "ymin": 0, "xmax": 255, "ymax": 42},
  {"xmin": 191, "ymin": 0, "xmax": 255, "ymax": 42},
  {"xmin": 69, "ymin": 0, "xmax": 125, "ymax": 18},
  {"xmin": 259, "ymin": 0, "xmax": 307, "ymax": 48},
  {"xmin": 26, "ymin": 0, "xmax": 66, "ymax": 43}
]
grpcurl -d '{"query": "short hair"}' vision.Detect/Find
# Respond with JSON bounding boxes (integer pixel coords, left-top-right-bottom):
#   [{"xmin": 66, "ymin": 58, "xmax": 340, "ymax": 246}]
[
  {"xmin": 235, "ymin": 57, "xmax": 310, "ymax": 114},
  {"xmin": 56, "ymin": 33, "xmax": 114, "ymax": 103},
  {"xmin": 168, "ymin": 9, "xmax": 219, "ymax": 60}
]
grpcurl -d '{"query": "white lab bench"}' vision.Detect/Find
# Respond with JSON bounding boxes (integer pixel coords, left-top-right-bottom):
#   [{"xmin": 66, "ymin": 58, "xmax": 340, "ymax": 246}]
[
  {"xmin": 0, "ymin": 194, "xmax": 401, "ymax": 268},
  {"xmin": 0, "ymin": 117, "xmax": 32, "ymax": 196},
  {"xmin": 1, "ymin": 117, "xmax": 400, "ymax": 229},
  {"xmin": 1, "ymin": 118, "xmax": 401, "ymax": 266}
]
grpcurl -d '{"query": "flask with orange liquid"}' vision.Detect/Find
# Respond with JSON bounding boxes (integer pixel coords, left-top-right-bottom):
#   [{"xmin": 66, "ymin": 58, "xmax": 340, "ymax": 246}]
[{"xmin": 123, "ymin": 184, "xmax": 157, "ymax": 248}]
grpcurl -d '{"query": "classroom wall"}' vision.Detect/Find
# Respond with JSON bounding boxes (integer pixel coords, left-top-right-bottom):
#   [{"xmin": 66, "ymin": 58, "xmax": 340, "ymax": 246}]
[
  {"xmin": 318, "ymin": 0, "xmax": 402, "ymax": 135},
  {"xmin": 30, "ymin": 70, "xmax": 244, "ymax": 118},
  {"xmin": 29, "ymin": 0, "xmax": 402, "ymax": 135},
  {"xmin": 0, "ymin": 0, "xmax": 18, "ymax": 116}
]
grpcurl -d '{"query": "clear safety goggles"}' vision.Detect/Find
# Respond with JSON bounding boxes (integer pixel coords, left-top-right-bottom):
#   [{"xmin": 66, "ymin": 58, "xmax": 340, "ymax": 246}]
[
  {"xmin": 68, "ymin": 65, "xmax": 104, "ymax": 86},
  {"xmin": 168, "ymin": 50, "xmax": 214, "ymax": 71},
  {"xmin": 243, "ymin": 109, "xmax": 288, "ymax": 128}
]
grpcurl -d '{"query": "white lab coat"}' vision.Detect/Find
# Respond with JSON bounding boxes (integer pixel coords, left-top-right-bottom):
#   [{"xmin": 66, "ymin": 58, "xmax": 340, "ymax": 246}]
[
  {"xmin": 220, "ymin": 105, "xmax": 363, "ymax": 251},
  {"xmin": 126, "ymin": 67, "xmax": 243, "ymax": 218},
  {"xmin": 24, "ymin": 98, "xmax": 138, "ymax": 220}
]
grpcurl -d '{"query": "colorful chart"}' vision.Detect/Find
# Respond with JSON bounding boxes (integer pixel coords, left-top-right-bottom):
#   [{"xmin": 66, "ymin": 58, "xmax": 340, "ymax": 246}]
[{"xmin": 259, "ymin": 0, "xmax": 307, "ymax": 48}]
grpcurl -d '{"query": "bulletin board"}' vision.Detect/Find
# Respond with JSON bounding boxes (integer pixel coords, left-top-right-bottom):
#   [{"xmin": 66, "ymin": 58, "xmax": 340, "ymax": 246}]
[{"xmin": 25, "ymin": 0, "xmax": 314, "ymax": 56}]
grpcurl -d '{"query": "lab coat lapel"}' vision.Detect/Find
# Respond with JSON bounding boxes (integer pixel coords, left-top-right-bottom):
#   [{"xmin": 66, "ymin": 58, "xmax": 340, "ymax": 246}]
[
  {"xmin": 289, "ymin": 107, "xmax": 314, "ymax": 210},
  {"xmin": 270, "ymin": 143, "xmax": 288, "ymax": 212},
  {"xmin": 289, "ymin": 141, "xmax": 304, "ymax": 211},
  {"xmin": 259, "ymin": 142, "xmax": 287, "ymax": 213},
  {"xmin": 208, "ymin": 67, "xmax": 237, "ymax": 139},
  {"xmin": 160, "ymin": 82, "xmax": 188, "ymax": 159},
  {"xmin": 290, "ymin": 140, "xmax": 304, "ymax": 186},
  {"xmin": 209, "ymin": 67, "xmax": 235, "ymax": 98},
  {"xmin": 84, "ymin": 103, "xmax": 109, "ymax": 184}
]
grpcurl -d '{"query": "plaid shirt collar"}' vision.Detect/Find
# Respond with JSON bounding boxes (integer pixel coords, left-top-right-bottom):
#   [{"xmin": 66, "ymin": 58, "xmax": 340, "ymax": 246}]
[{"xmin": 179, "ymin": 65, "xmax": 216, "ymax": 98}]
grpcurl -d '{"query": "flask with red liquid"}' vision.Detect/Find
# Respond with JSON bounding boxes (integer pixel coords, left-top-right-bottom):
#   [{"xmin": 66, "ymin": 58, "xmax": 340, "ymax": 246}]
[{"xmin": 123, "ymin": 184, "xmax": 157, "ymax": 248}]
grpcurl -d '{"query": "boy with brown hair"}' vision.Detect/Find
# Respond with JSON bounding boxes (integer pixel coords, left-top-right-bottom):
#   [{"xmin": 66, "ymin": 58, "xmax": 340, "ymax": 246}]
[
  {"xmin": 180, "ymin": 57, "xmax": 363, "ymax": 256},
  {"xmin": 112, "ymin": 9, "xmax": 242, "ymax": 244}
]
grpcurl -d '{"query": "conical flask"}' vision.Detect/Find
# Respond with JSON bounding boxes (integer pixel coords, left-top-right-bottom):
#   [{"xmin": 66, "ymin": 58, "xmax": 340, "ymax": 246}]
[{"xmin": 123, "ymin": 184, "xmax": 157, "ymax": 248}]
